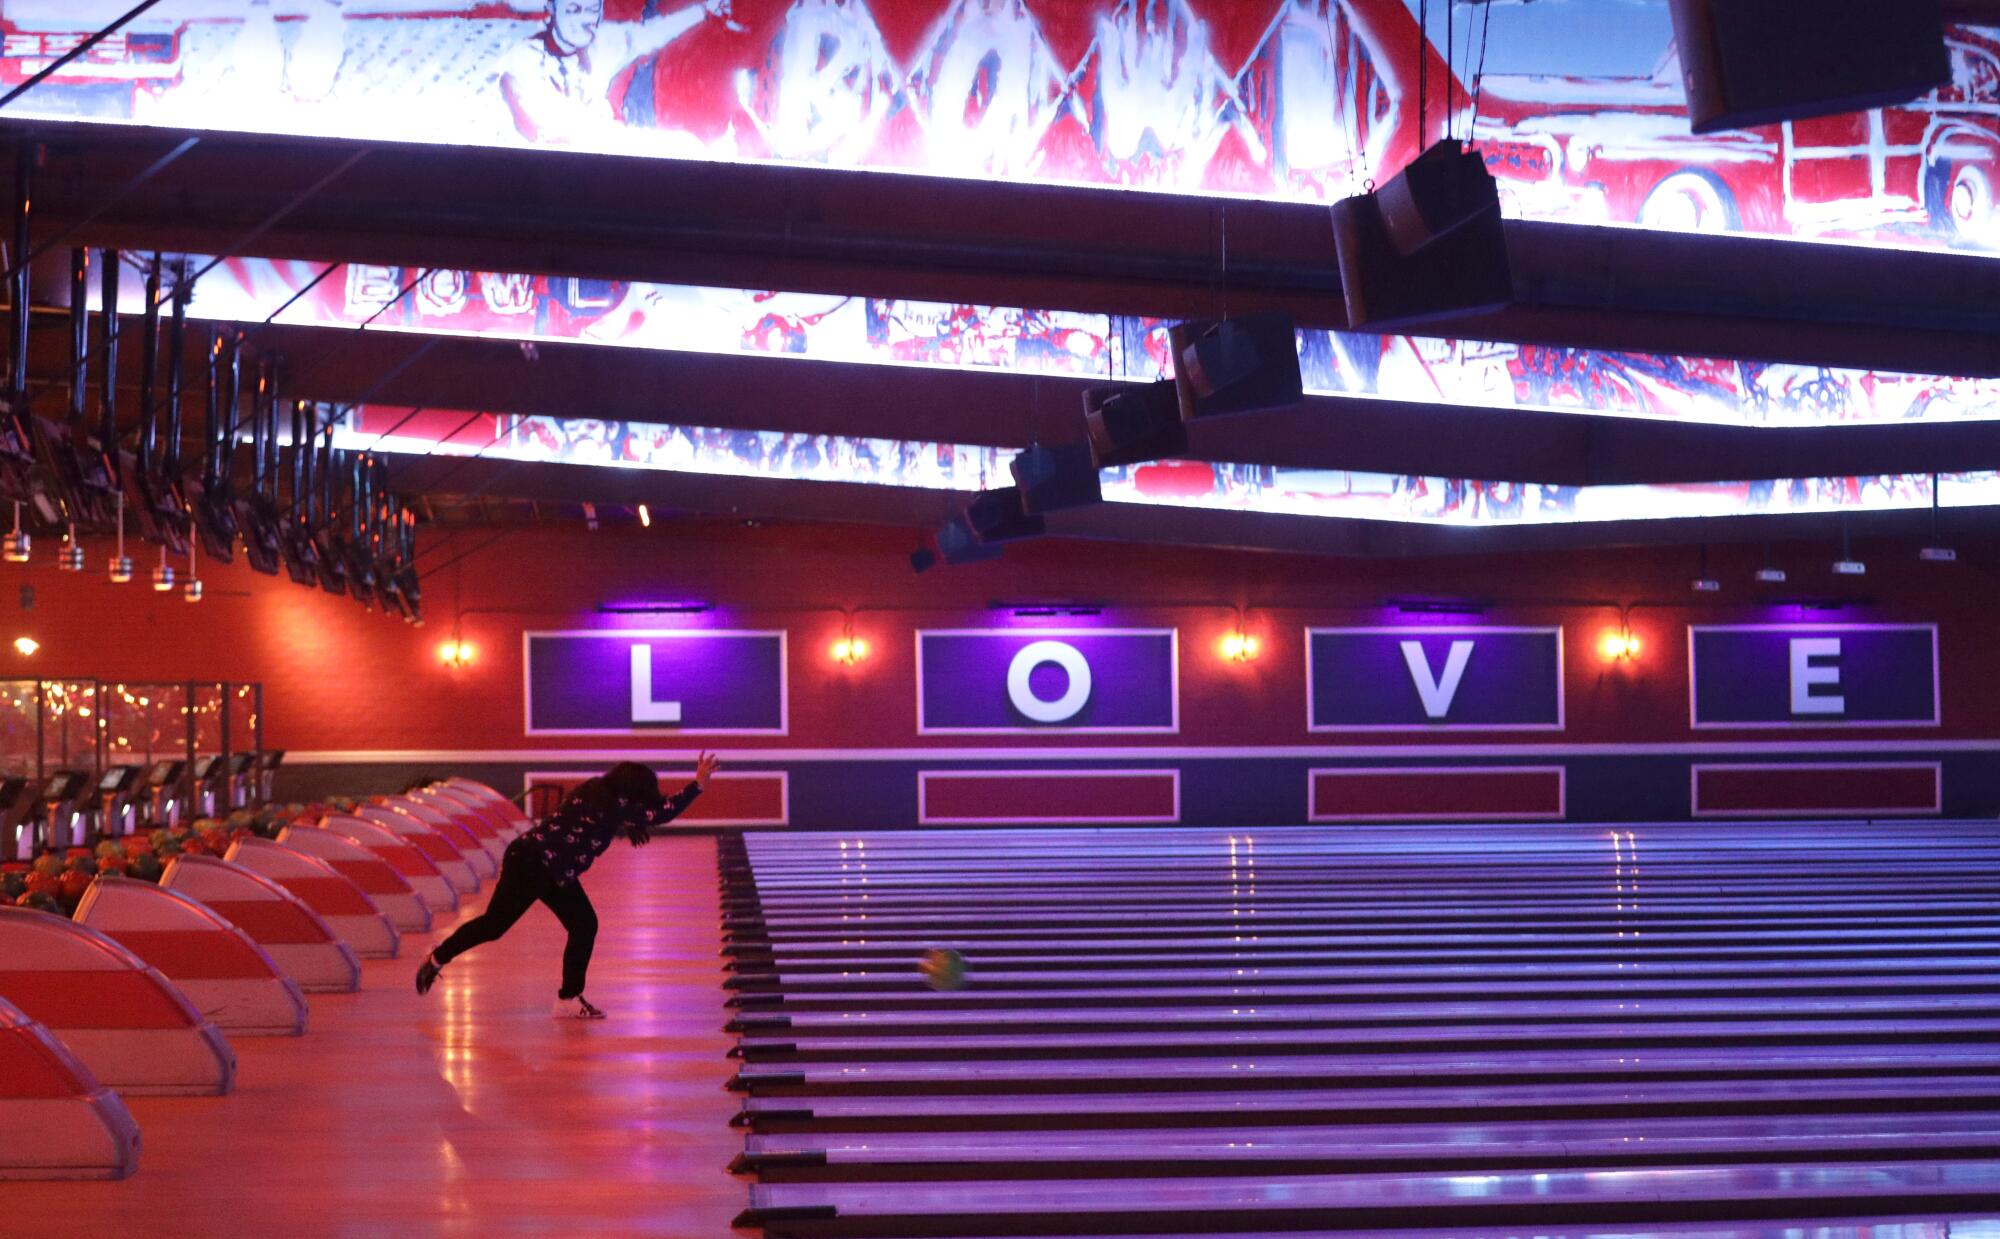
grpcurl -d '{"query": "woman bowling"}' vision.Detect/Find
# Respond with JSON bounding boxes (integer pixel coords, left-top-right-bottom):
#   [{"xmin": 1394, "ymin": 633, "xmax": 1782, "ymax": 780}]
[{"xmin": 415, "ymin": 754, "xmax": 720, "ymax": 1018}]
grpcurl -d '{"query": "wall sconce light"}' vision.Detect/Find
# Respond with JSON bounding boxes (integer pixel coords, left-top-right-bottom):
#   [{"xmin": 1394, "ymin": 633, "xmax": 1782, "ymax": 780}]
[
  {"xmin": 830, "ymin": 636, "xmax": 869, "ymax": 666},
  {"xmin": 437, "ymin": 638, "xmax": 475, "ymax": 668},
  {"xmin": 1597, "ymin": 626, "xmax": 1641, "ymax": 662},
  {"xmin": 1219, "ymin": 630, "xmax": 1260, "ymax": 663},
  {"xmin": 151, "ymin": 547, "xmax": 176, "ymax": 592},
  {"xmin": 12, "ymin": 635, "xmax": 37, "ymax": 657}
]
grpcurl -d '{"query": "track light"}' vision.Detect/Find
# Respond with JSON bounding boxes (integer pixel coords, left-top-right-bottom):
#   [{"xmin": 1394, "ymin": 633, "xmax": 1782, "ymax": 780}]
[
  {"xmin": 109, "ymin": 492, "xmax": 132, "ymax": 583},
  {"xmin": 3, "ymin": 502, "xmax": 28, "ymax": 563},
  {"xmin": 59, "ymin": 525, "xmax": 85, "ymax": 572}
]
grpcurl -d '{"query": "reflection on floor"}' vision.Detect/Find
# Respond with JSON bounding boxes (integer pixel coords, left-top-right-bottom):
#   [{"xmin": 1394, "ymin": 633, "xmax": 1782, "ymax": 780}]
[{"xmin": 8, "ymin": 835, "xmax": 744, "ymax": 1238}]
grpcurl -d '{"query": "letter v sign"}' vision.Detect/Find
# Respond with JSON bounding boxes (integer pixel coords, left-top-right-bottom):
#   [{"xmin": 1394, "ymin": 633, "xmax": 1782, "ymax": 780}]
[
  {"xmin": 629, "ymin": 645, "xmax": 683, "ymax": 724},
  {"xmin": 1401, "ymin": 640, "xmax": 1474, "ymax": 719}
]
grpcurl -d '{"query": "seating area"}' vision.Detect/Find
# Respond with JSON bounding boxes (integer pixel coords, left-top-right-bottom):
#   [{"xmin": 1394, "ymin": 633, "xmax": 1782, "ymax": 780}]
[{"xmin": 723, "ymin": 823, "xmax": 2000, "ymax": 1237}]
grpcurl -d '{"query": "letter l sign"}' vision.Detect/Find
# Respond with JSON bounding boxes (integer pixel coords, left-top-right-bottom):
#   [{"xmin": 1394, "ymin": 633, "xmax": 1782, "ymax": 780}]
[
  {"xmin": 629, "ymin": 645, "xmax": 683, "ymax": 723},
  {"xmin": 1401, "ymin": 640, "xmax": 1475, "ymax": 719}
]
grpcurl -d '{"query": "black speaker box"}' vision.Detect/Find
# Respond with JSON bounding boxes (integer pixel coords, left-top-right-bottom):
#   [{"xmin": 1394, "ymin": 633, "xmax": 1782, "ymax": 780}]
[
  {"xmin": 1083, "ymin": 380, "xmax": 1188, "ymax": 467},
  {"xmin": 1670, "ymin": 0, "xmax": 1948, "ymax": 133},
  {"xmin": 1375, "ymin": 138, "xmax": 1502, "ymax": 255},
  {"xmin": 938, "ymin": 517, "xmax": 1003, "ymax": 564},
  {"xmin": 965, "ymin": 487, "xmax": 1046, "ymax": 543},
  {"xmin": 1331, "ymin": 190, "xmax": 1513, "ymax": 330},
  {"xmin": 1168, "ymin": 312, "xmax": 1302, "ymax": 421},
  {"xmin": 1011, "ymin": 440, "xmax": 1103, "ymax": 514}
]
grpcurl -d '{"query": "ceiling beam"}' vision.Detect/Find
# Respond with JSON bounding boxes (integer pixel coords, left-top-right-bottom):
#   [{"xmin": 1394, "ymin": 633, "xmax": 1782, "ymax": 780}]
[{"xmin": 13, "ymin": 122, "xmax": 2000, "ymax": 381}]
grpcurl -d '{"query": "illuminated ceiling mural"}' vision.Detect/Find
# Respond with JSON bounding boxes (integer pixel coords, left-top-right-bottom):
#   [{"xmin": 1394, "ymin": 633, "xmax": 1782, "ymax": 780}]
[
  {"xmin": 335, "ymin": 404, "xmax": 2000, "ymax": 529},
  {"xmin": 183, "ymin": 257, "xmax": 2000, "ymax": 428},
  {"xmin": 4, "ymin": 2, "xmax": 1997, "ymax": 254}
]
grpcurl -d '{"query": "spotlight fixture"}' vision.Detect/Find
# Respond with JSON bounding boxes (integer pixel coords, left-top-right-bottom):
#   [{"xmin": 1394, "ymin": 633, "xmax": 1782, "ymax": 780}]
[
  {"xmin": 1919, "ymin": 546, "xmax": 1957, "ymax": 563},
  {"xmin": 1832, "ymin": 515, "xmax": 1865, "ymax": 576},
  {"xmin": 182, "ymin": 539, "xmax": 202, "ymax": 602},
  {"xmin": 108, "ymin": 492, "xmax": 132, "ymax": 583},
  {"xmin": 151, "ymin": 548, "xmax": 176, "ymax": 592},
  {"xmin": 1691, "ymin": 544, "xmax": 1720, "ymax": 592},
  {"xmin": 3, "ymin": 502, "xmax": 28, "ymax": 564},
  {"xmin": 1755, "ymin": 567, "xmax": 1788, "ymax": 583},
  {"xmin": 12, "ymin": 636, "xmax": 37, "ymax": 656},
  {"xmin": 58, "ymin": 525, "xmax": 85, "ymax": 572}
]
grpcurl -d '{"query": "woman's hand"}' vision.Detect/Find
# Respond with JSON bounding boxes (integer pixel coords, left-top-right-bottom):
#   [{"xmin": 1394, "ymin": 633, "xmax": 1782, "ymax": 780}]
[{"xmin": 694, "ymin": 751, "xmax": 721, "ymax": 788}]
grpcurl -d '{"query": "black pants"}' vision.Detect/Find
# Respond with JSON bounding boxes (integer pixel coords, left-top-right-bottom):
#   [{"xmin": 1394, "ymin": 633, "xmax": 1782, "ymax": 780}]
[{"xmin": 431, "ymin": 845, "xmax": 598, "ymax": 998}]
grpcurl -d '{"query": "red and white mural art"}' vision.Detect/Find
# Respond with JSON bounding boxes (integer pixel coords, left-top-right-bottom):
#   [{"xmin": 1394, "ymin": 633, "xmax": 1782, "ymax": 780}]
[
  {"xmin": 334, "ymin": 403, "xmax": 2000, "ymax": 529},
  {"xmin": 179, "ymin": 256, "xmax": 2000, "ymax": 428},
  {"xmin": 4, "ymin": 1, "xmax": 1997, "ymax": 252}
]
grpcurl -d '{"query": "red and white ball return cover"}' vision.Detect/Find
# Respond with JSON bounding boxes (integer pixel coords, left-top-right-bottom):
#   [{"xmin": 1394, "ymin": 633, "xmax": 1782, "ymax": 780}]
[
  {"xmin": 161, "ymin": 855, "xmax": 360, "ymax": 993},
  {"xmin": 383, "ymin": 794, "xmax": 503, "ymax": 871},
  {"xmin": 315, "ymin": 814, "xmax": 460, "ymax": 917},
  {"xmin": 439, "ymin": 778, "xmax": 534, "ymax": 837},
  {"xmin": 341, "ymin": 808, "xmax": 479, "ymax": 900},
  {"xmin": 75, "ymin": 878, "xmax": 309, "ymax": 1037},
  {"xmin": 276, "ymin": 824, "xmax": 432, "ymax": 934},
  {"xmin": 0, "ymin": 993, "xmax": 141, "ymax": 1180},
  {"xmin": 400, "ymin": 788, "xmax": 510, "ymax": 862},
  {"xmin": 227, "ymin": 835, "xmax": 400, "ymax": 958},
  {"xmin": 360, "ymin": 799, "xmax": 492, "ymax": 887},
  {"xmin": 0, "ymin": 907, "xmax": 235, "ymax": 1095}
]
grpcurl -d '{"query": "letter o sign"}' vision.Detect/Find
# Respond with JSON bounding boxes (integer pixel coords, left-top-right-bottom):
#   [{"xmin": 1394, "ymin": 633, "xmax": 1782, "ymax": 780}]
[{"xmin": 1006, "ymin": 640, "xmax": 1093, "ymax": 724}]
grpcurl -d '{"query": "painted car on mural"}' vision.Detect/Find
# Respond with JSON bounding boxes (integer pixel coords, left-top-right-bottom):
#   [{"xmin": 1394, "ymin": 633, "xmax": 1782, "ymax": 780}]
[{"xmin": 1472, "ymin": 26, "xmax": 2000, "ymax": 250}]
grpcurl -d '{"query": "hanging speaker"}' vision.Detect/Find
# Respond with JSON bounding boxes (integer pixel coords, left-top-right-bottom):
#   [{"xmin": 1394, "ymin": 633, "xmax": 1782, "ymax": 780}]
[
  {"xmin": 1669, "ymin": 0, "xmax": 1948, "ymax": 134},
  {"xmin": 1011, "ymin": 441, "xmax": 1102, "ymax": 514},
  {"xmin": 1331, "ymin": 189, "xmax": 1513, "ymax": 330},
  {"xmin": 964, "ymin": 487, "xmax": 1046, "ymax": 544},
  {"xmin": 937, "ymin": 517, "xmax": 1003, "ymax": 565},
  {"xmin": 1083, "ymin": 381, "xmax": 1188, "ymax": 468},
  {"xmin": 1167, "ymin": 312, "xmax": 1302, "ymax": 421}
]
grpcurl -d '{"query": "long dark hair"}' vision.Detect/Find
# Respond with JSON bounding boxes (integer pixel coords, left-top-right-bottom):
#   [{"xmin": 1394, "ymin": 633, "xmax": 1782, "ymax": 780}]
[{"xmin": 561, "ymin": 762, "xmax": 662, "ymax": 845}]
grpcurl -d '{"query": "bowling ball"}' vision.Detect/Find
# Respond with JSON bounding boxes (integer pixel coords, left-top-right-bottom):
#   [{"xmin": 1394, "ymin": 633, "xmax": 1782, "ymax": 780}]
[
  {"xmin": 32, "ymin": 853, "xmax": 62, "ymax": 878},
  {"xmin": 918, "ymin": 948, "xmax": 968, "ymax": 991},
  {"xmin": 57, "ymin": 869, "xmax": 93, "ymax": 901}
]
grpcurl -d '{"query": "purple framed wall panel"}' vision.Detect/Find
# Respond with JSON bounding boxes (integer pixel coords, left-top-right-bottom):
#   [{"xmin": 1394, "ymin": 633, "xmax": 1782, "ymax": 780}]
[
  {"xmin": 1690, "ymin": 762, "xmax": 1943, "ymax": 818},
  {"xmin": 1306, "ymin": 627, "xmax": 1565, "ymax": 732},
  {"xmin": 915, "ymin": 629, "xmax": 1179, "ymax": 735},
  {"xmin": 522, "ymin": 629, "xmax": 788, "ymax": 736},
  {"xmin": 1687, "ymin": 624, "xmax": 1940, "ymax": 730}
]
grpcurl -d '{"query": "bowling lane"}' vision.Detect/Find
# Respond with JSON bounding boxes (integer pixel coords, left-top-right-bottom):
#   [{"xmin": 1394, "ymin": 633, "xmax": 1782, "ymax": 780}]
[{"xmin": 725, "ymin": 823, "xmax": 2000, "ymax": 1236}]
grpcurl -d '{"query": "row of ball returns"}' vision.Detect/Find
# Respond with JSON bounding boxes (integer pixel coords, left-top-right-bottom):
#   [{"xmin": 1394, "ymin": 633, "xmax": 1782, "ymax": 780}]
[
  {"xmin": 0, "ymin": 778, "xmax": 531, "ymax": 1180},
  {"xmin": 723, "ymin": 823, "xmax": 2000, "ymax": 1237}
]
